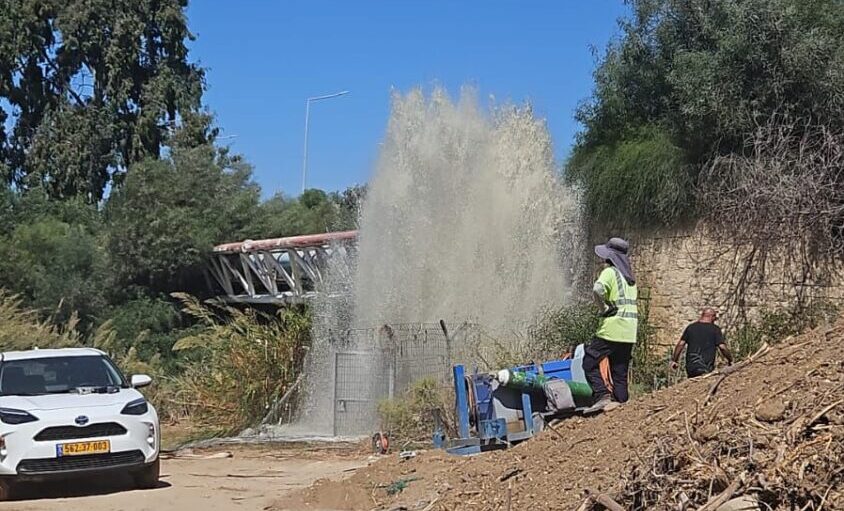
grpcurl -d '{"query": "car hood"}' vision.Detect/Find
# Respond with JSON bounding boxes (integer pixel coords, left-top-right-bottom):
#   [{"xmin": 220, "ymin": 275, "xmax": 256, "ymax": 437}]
[{"xmin": 0, "ymin": 389, "xmax": 142, "ymax": 411}]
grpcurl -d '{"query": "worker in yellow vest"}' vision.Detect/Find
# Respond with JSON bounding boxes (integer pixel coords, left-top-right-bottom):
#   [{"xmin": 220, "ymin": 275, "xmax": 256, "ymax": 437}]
[{"xmin": 582, "ymin": 237, "xmax": 638, "ymax": 415}]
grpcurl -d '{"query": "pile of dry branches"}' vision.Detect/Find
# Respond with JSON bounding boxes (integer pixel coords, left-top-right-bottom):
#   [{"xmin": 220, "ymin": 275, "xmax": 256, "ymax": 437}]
[{"xmin": 617, "ymin": 354, "xmax": 843, "ymax": 510}]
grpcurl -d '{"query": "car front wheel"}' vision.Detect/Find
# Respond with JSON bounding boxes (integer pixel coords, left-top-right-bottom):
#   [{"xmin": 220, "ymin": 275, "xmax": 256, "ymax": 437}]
[{"xmin": 132, "ymin": 457, "xmax": 160, "ymax": 489}]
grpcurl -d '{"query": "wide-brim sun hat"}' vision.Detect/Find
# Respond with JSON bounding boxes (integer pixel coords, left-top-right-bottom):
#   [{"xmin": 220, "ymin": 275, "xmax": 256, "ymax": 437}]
[
  {"xmin": 594, "ymin": 237, "xmax": 629, "ymax": 259},
  {"xmin": 594, "ymin": 237, "xmax": 636, "ymax": 284}
]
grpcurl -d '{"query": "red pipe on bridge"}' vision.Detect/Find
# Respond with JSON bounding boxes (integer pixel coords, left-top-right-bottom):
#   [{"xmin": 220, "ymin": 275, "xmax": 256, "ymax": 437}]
[{"xmin": 213, "ymin": 230, "xmax": 358, "ymax": 254}]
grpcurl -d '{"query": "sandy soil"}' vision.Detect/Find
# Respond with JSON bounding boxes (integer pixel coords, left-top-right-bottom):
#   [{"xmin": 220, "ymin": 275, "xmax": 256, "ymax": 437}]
[
  {"xmin": 289, "ymin": 317, "xmax": 844, "ymax": 510},
  {"xmin": 1, "ymin": 445, "xmax": 367, "ymax": 511}
]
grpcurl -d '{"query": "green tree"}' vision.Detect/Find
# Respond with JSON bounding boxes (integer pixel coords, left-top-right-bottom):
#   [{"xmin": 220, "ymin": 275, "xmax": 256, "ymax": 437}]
[
  {"xmin": 569, "ymin": 0, "xmax": 844, "ymax": 226},
  {"xmin": 333, "ymin": 184, "xmax": 365, "ymax": 230},
  {"xmin": 244, "ymin": 185, "xmax": 363, "ymax": 239},
  {"xmin": 567, "ymin": 126, "xmax": 691, "ymax": 227},
  {"xmin": 0, "ymin": 192, "xmax": 109, "ymax": 326},
  {"xmin": 0, "ymin": 186, "xmax": 15, "ymax": 235},
  {"xmin": 0, "ymin": 0, "xmax": 205, "ymax": 201},
  {"xmin": 106, "ymin": 145, "xmax": 260, "ymax": 295}
]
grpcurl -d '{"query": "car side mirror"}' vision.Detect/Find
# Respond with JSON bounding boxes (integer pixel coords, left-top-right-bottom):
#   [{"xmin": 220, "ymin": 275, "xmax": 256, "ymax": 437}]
[{"xmin": 131, "ymin": 374, "xmax": 153, "ymax": 389}]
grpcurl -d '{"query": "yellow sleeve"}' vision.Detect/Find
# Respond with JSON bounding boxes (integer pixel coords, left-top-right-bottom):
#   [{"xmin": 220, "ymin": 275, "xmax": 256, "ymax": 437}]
[{"xmin": 594, "ymin": 267, "xmax": 616, "ymax": 299}]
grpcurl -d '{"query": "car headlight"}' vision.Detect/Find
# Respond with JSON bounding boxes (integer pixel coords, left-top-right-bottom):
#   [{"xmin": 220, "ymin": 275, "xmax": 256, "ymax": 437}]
[
  {"xmin": 121, "ymin": 398, "xmax": 149, "ymax": 416},
  {"xmin": 0, "ymin": 407, "xmax": 39, "ymax": 425}
]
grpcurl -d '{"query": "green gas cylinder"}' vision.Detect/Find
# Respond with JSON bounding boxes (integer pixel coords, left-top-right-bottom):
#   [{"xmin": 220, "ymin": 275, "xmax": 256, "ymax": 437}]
[
  {"xmin": 496, "ymin": 369, "xmax": 593, "ymax": 400},
  {"xmin": 566, "ymin": 380, "xmax": 593, "ymax": 400},
  {"xmin": 496, "ymin": 369, "xmax": 548, "ymax": 390}
]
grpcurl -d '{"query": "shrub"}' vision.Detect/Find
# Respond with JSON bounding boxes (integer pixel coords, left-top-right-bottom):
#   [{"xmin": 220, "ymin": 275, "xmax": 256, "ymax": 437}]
[
  {"xmin": 571, "ymin": 0, "xmax": 844, "ymax": 229},
  {"xmin": 629, "ymin": 290, "xmax": 673, "ymax": 394},
  {"xmin": 527, "ymin": 301, "xmax": 600, "ymax": 358},
  {"xmin": 566, "ymin": 126, "xmax": 693, "ymax": 228},
  {"xmin": 377, "ymin": 378, "xmax": 455, "ymax": 449},
  {"xmin": 0, "ymin": 214, "xmax": 108, "ymax": 328},
  {"xmin": 166, "ymin": 294, "xmax": 310, "ymax": 433},
  {"xmin": 524, "ymin": 294, "xmax": 670, "ymax": 394},
  {"xmin": 104, "ymin": 296, "xmax": 185, "ymax": 371},
  {"xmin": 729, "ymin": 302, "xmax": 838, "ymax": 360}
]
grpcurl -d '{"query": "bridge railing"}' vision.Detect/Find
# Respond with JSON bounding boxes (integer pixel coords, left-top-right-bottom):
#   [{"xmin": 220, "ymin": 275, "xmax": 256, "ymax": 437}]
[{"xmin": 208, "ymin": 230, "xmax": 358, "ymax": 304}]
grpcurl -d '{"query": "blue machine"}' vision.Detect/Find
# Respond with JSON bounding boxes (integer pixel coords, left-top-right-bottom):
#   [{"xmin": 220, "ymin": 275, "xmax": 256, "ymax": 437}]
[{"xmin": 433, "ymin": 346, "xmax": 589, "ymax": 455}]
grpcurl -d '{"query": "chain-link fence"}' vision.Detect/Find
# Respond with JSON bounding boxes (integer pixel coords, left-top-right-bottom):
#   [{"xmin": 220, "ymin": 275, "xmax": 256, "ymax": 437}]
[{"xmin": 331, "ymin": 321, "xmax": 483, "ymax": 435}]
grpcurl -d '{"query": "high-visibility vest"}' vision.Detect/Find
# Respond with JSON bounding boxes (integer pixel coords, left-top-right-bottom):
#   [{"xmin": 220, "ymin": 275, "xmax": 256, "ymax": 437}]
[{"xmin": 595, "ymin": 266, "xmax": 638, "ymax": 343}]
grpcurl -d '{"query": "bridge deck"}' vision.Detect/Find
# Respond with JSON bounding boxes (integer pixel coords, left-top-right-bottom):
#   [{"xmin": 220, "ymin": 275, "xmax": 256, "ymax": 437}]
[{"xmin": 208, "ymin": 230, "xmax": 358, "ymax": 304}]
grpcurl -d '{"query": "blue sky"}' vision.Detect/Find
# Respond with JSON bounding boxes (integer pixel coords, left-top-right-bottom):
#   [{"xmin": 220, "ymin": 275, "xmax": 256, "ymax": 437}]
[{"xmin": 186, "ymin": 2, "xmax": 629, "ymax": 198}]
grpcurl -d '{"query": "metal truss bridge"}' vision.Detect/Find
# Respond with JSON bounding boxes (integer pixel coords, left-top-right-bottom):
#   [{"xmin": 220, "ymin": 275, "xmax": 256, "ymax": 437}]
[{"xmin": 208, "ymin": 230, "xmax": 357, "ymax": 304}]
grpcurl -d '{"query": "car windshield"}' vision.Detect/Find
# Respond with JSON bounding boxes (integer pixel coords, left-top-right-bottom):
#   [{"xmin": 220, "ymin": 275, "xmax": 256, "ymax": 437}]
[{"xmin": 0, "ymin": 356, "xmax": 128, "ymax": 396}]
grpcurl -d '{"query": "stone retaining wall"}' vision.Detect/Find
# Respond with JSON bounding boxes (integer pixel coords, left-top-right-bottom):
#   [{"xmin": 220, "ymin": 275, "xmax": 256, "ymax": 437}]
[{"xmin": 592, "ymin": 224, "xmax": 844, "ymax": 347}]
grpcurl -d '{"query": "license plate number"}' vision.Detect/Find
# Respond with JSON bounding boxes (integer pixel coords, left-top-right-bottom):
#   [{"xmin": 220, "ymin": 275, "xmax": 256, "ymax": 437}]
[{"xmin": 57, "ymin": 440, "xmax": 110, "ymax": 457}]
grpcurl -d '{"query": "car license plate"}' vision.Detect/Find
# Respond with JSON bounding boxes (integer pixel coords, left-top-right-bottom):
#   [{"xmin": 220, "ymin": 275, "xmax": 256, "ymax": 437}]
[{"xmin": 56, "ymin": 440, "xmax": 110, "ymax": 457}]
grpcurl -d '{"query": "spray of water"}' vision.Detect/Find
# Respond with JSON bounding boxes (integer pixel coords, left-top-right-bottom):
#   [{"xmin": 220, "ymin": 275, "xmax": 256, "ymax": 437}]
[
  {"xmin": 355, "ymin": 87, "xmax": 582, "ymax": 331},
  {"xmin": 285, "ymin": 87, "xmax": 585, "ymax": 437}
]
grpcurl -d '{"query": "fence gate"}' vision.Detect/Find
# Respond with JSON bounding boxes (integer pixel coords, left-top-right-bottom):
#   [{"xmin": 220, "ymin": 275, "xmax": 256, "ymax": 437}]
[
  {"xmin": 330, "ymin": 323, "xmax": 477, "ymax": 437},
  {"xmin": 333, "ymin": 350, "xmax": 389, "ymax": 436}
]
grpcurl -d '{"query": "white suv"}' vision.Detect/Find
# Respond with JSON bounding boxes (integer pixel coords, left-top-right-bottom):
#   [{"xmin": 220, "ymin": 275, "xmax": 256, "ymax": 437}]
[{"xmin": 0, "ymin": 347, "xmax": 160, "ymax": 499}]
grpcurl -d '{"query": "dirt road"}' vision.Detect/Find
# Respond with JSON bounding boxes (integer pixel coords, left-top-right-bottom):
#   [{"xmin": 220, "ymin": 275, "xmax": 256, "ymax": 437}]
[{"xmin": 0, "ymin": 445, "xmax": 366, "ymax": 511}]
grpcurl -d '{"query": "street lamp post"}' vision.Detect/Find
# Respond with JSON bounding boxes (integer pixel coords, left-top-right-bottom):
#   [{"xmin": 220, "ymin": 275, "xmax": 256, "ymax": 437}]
[{"xmin": 301, "ymin": 90, "xmax": 350, "ymax": 193}]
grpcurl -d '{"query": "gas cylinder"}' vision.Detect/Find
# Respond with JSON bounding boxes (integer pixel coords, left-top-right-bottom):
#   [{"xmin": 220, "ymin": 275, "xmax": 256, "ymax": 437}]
[
  {"xmin": 496, "ymin": 369, "xmax": 548, "ymax": 390},
  {"xmin": 566, "ymin": 380, "xmax": 593, "ymax": 400}
]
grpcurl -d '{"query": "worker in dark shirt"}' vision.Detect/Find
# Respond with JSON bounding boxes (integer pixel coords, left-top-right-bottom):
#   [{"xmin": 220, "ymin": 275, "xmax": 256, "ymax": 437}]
[{"xmin": 670, "ymin": 308, "xmax": 734, "ymax": 377}]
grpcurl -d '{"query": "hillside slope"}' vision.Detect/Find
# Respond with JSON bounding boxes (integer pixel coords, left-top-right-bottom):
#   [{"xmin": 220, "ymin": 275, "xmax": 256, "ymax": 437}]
[{"xmin": 283, "ymin": 317, "xmax": 844, "ymax": 510}]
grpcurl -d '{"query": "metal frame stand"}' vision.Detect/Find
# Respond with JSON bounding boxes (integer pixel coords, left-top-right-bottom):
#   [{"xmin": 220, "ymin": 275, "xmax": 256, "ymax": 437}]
[{"xmin": 438, "ymin": 364, "xmax": 536, "ymax": 455}]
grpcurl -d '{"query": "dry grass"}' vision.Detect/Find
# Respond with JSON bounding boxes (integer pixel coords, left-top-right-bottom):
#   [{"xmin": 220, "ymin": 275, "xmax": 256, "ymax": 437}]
[
  {"xmin": 0, "ymin": 288, "xmax": 312, "ymax": 436},
  {"xmin": 377, "ymin": 378, "xmax": 457, "ymax": 449},
  {"xmin": 164, "ymin": 294, "xmax": 310, "ymax": 434},
  {"xmin": 0, "ymin": 290, "xmax": 82, "ymax": 350}
]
